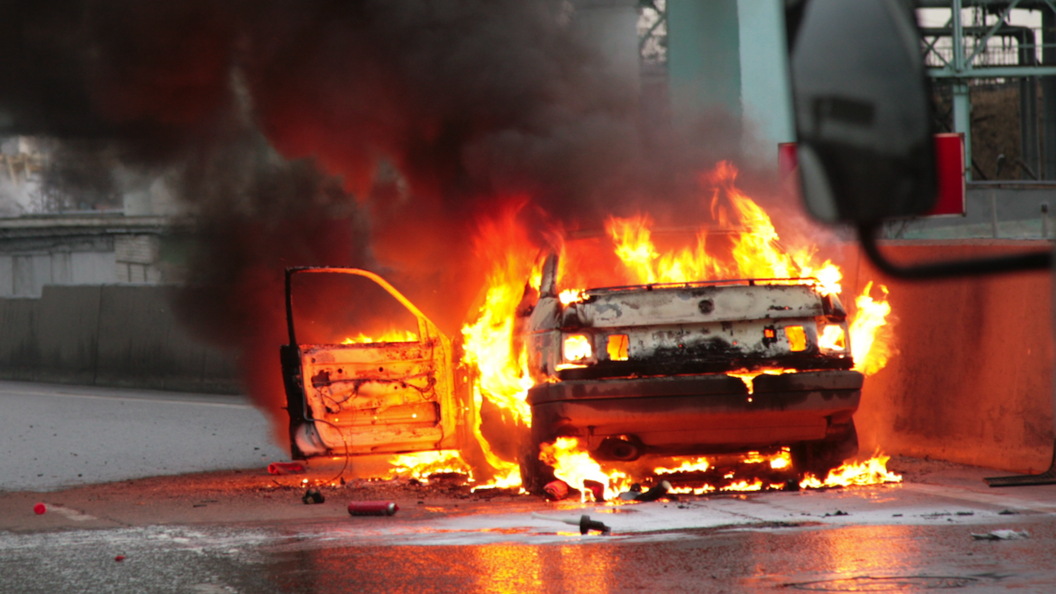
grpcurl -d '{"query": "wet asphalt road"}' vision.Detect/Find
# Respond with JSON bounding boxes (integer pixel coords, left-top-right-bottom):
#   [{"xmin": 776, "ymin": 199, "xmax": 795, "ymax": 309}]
[
  {"xmin": 0, "ymin": 381, "xmax": 286, "ymax": 491},
  {"xmin": 4, "ymin": 380, "xmax": 1056, "ymax": 592},
  {"xmin": 3, "ymin": 518, "xmax": 1056, "ymax": 593}
]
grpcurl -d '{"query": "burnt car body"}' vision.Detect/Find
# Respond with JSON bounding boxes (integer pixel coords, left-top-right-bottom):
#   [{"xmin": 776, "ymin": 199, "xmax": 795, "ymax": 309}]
[
  {"xmin": 281, "ymin": 268, "xmax": 472, "ymax": 459},
  {"xmin": 517, "ymin": 253, "xmax": 862, "ymax": 492},
  {"xmin": 280, "ymin": 257, "xmax": 862, "ymax": 489}
]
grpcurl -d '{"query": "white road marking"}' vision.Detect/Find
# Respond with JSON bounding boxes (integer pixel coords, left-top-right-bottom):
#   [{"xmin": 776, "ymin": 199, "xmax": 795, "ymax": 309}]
[
  {"xmin": 0, "ymin": 387, "xmax": 251, "ymax": 409},
  {"xmin": 47, "ymin": 505, "xmax": 98, "ymax": 522},
  {"xmin": 901, "ymin": 482, "xmax": 1056, "ymax": 514}
]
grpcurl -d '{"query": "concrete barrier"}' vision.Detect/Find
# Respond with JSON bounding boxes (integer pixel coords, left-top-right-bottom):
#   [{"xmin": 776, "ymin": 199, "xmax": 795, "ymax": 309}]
[
  {"xmin": 0, "ymin": 285, "xmax": 240, "ymax": 394},
  {"xmin": 845, "ymin": 240, "xmax": 1054, "ymax": 474}
]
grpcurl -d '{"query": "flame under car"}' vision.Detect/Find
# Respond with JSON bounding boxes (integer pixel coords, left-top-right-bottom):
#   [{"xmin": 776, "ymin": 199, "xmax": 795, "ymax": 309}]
[{"xmin": 516, "ymin": 252, "xmax": 862, "ymax": 493}]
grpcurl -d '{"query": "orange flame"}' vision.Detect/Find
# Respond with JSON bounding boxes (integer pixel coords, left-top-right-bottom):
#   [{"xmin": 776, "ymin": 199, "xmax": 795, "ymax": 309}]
[
  {"xmin": 605, "ymin": 162, "xmax": 844, "ymax": 289},
  {"xmin": 540, "ymin": 438, "xmax": 630, "ymax": 501},
  {"xmin": 654, "ymin": 456, "xmax": 711, "ymax": 475},
  {"xmin": 850, "ymin": 282, "xmax": 894, "ymax": 375},
  {"xmin": 457, "ymin": 208, "xmax": 542, "ymax": 488},
  {"xmin": 388, "ymin": 450, "xmax": 472, "ymax": 481},
  {"xmin": 341, "ymin": 329, "xmax": 419, "ymax": 344},
  {"xmin": 799, "ymin": 449, "xmax": 902, "ymax": 489},
  {"xmin": 727, "ymin": 368, "xmax": 797, "ymax": 395},
  {"xmin": 393, "ymin": 162, "xmax": 896, "ymax": 488}
]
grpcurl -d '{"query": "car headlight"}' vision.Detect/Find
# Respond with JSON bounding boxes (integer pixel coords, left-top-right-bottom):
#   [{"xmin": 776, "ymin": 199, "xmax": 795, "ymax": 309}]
[
  {"xmin": 563, "ymin": 334, "xmax": 593, "ymax": 362},
  {"xmin": 817, "ymin": 323, "xmax": 847, "ymax": 352}
]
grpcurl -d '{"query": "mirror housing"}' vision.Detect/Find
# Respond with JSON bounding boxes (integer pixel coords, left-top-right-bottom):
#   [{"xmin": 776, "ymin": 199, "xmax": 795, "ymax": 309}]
[
  {"xmin": 788, "ymin": 0, "xmax": 936, "ymax": 223},
  {"xmin": 786, "ymin": 0, "xmax": 1050, "ymax": 279}
]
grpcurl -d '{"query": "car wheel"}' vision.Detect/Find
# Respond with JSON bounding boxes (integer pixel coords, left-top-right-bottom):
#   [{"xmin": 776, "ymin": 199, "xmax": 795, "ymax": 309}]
[
  {"xmin": 517, "ymin": 433, "xmax": 556, "ymax": 495},
  {"xmin": 791, "ymin": 421, "xmax": 859, "ymax": 479}
]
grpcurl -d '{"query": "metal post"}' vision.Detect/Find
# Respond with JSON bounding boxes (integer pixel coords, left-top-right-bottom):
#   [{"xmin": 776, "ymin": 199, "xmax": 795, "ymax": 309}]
[
  {"xmin": 951, "ymin": 0, "xmax": 972, "ymax": 181},
  {"xmin": 991, "ymin": 192, "xmax": 999, "ymax": 238},
  {"xmin": 1043, "ymin": 9, "xmax": 1056, "ymax": 179}
]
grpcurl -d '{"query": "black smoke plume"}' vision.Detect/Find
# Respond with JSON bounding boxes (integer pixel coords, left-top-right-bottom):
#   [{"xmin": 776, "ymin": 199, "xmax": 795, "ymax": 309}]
[{"xmin": 0, "ymin": 0, "xmax": 781, "ymax": 439}]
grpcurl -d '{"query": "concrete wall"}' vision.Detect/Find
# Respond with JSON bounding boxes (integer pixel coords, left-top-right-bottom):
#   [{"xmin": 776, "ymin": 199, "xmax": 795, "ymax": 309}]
[
  {"xmin": 840, "ymin": 240, "xmax": 1055, "ymax": 474},
  {"xmin": 0, "ymin": 251, "xmax": 116, "ymax": 297},
  {"xmin": 0, "ymin": 284, "xmax": 240, "ymax": 394}
]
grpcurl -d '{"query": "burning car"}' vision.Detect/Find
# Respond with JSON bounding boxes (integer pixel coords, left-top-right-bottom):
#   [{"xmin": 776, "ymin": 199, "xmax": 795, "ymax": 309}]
[
  {"xmin": 516, "ymin": 247, "xmax": 862, "ymax": 493},
  {"xmin": 279, "ymin": 250, "xmax": 861, "ymax": 493},
  {"xmin": 278, "ymin": 163, "xmax": 889, "ymax": 494}
]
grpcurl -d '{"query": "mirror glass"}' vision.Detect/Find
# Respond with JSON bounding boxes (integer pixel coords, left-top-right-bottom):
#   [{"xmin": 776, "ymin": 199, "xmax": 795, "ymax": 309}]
[{"xmin": 789, "ymin": 0, "xmax": 937, "ymax": 223}]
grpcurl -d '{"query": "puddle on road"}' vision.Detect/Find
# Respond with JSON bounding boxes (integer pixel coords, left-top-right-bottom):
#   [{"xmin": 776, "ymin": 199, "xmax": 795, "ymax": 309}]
[{"xmin": 786, "ymin": 574, "xmax": 990, "ymax": 591}]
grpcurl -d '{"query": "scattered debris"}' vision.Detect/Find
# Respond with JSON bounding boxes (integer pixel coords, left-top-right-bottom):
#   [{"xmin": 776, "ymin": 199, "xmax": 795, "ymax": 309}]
[
  {"xmin": 618, "ymin": 484, "xmax": 643, "ymax": 501},
  {"xmin": 33, "ymin": 503, "xmax": 46, "ymax": 515},
  {"xmin": 955, "ymin": 511, "xmax": 974, "ymax": 516},
  {"xmin": 543, "ymin": 480, "xmax": 570, "ymax": 500},
  {"xmin": 302, "ymin": 488, "xmax": 325, "ymax": 505},
  {"xmin": 632, "ymin": 481, "xmax": 671, "ymax": 502},
  {"xmin": 998, "ymin": 509, "xmax": 1019, "ymax": 515},
  {"xmin": 267, "ymin": 462, "xmax": 306, "ymax": 475},
  {"xmin": 971, "ymin": 529, "xmax": 1030, "ymax": 541},
  {"xmin": 582, "ymin": 480, "xmax": 605, "ymax": 502},
  {"xmin": 347, "ymin": 501, "xmax": 399, "ymax": 516},
  {"xmin": 532, "ymin": 512, "xmax": 611, "ymax": 535},
  {"xmin": 823, "ymin": 510, "xmax": 849, "ymax": 517}
]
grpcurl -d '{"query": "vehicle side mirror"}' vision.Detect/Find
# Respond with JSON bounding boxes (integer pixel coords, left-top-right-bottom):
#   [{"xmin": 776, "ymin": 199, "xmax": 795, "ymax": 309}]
[
  {"xmin": 787, "ymin": 0, "xmax": 936, "ymax": 223},
  {"xmin": 785, "ymin": 0, "xmax": 1051, "ymax": 278}
]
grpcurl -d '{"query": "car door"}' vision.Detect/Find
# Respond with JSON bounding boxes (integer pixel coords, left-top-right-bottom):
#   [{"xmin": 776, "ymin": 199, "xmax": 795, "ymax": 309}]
[{"xmin": 281, "ymin": 267, "xmax": 467, "ymax": 458}]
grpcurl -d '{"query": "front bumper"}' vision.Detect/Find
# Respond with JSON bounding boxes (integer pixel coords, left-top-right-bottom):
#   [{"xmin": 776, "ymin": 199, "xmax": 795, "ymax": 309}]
[{"xmin": 527, "ymin": 370, "xmax": 863, "ymax": 456}]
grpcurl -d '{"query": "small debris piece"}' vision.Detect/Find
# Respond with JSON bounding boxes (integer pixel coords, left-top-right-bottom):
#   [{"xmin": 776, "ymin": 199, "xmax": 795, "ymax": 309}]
[
  {"xmin": 892, "ymin": 514, "xmax": 903, "ymax": 517},
  {"xmin": 634, "ymin": 480, "xmax": 671, "ymax": 502},
  {"xmin": 114, "ymin": 556, "xmax": 126, "ymax": 562},
  {"xmin": 33, "ymin": 503, "xmax": 46, "ymax": 515},
  {"xmin": 618, "ymin": 484, "xmax": 643, "ymax": 501},
  {"xmin": 582, "ymin": 480, "xmax": 606, "ymax": 502},
  {"xmin": 998, "ymin": 509, "xmax": 1019, "ymax": 515},
  {"xmin": 543, "ymin": 480, "xmax": 570, "ymax": 501},
  {"xmin": 578, "ymin": 515, "xmax": 611, "ymax": 535},
  {"xmin": 302, "ymin": 488, "xmax": 325, "ymax": 505},
  {"xmin": 955, "ymin": 511, "xmax": 974, "ymax": 516},
  {"xmin": 267, "ymin": 462, "xmax": 306, "ymax": 475},
  {"xmin": 971, "ymin": 529, "xmax": 1030, "ymax": 541},
  {"xmin": 823, "ymin": 510, "xmax": 849, "ymax": 517},
  {"xmin": 348, "ymin": 501, "xmax": 399, "ymax": 516},
  {"xmin": 532, "ymin": 512, "xmax": 611, "ymax": 535}
]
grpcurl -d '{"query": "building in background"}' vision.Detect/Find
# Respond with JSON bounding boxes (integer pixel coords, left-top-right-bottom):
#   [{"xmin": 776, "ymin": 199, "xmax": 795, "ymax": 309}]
[{"xmin": 0, "ymin": 136, "xmax": 185, "ymax": 297}]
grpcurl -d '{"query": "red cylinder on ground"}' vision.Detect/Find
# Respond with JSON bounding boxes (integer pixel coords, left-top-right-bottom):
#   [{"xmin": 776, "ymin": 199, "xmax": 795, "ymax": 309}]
[
  {"xmin": 33, "ymin": 503, "xmax": 46, "ymax": 515},
  {"xmin": 347, "ymin": 501, "xmax": 399, "ymax": 516},
  {"xmin": 543, "ymin": 480, "xmax": 570, "ymax": 501},
  {"xmin": 267, "ymin": 462, "xmax": 306, "ymax": 475}
]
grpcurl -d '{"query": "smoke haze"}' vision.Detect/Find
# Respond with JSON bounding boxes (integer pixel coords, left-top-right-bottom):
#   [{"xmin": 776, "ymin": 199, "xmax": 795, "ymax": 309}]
[{"xmin": 0, "ymin": 0, "xmax": 800, "ymax": 436}]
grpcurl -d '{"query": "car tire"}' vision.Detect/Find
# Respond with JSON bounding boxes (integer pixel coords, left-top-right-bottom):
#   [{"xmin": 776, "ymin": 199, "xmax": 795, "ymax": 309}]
[
  {"xmin": 791, "ymin": 421, "xmax": 859, "ymax": 479},
  {"xmin": 517, "ymin": 433, "xmax": 556, "ymax": 495}
]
